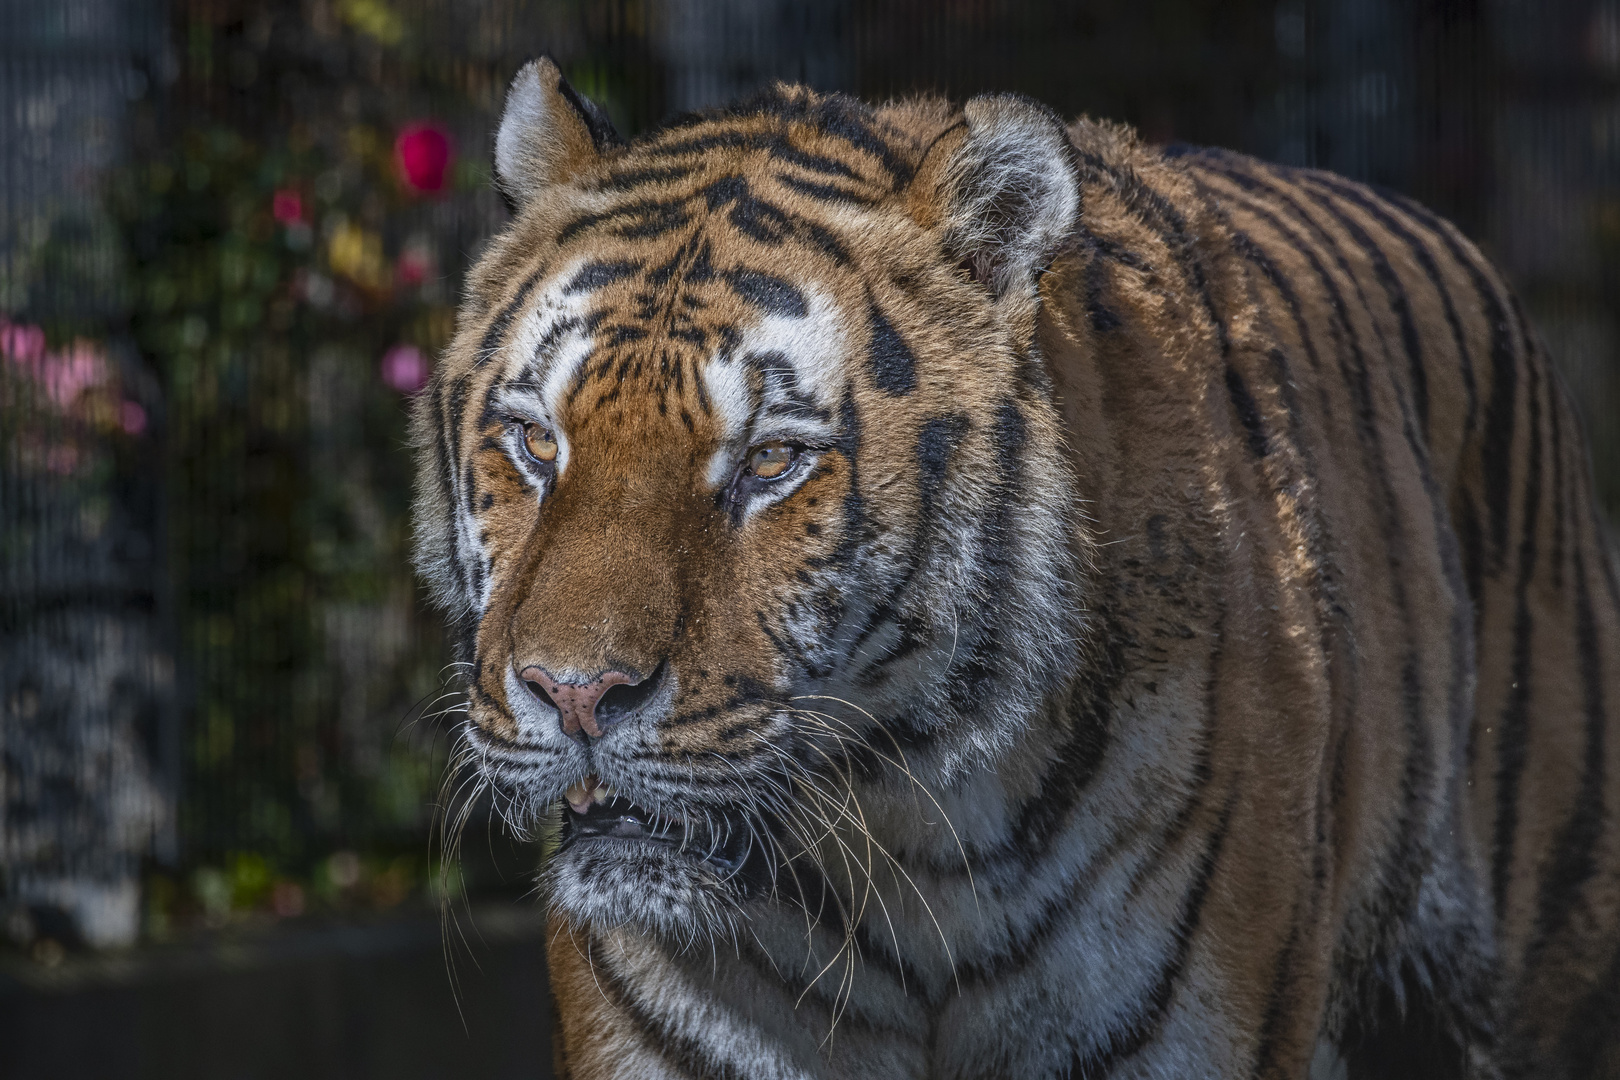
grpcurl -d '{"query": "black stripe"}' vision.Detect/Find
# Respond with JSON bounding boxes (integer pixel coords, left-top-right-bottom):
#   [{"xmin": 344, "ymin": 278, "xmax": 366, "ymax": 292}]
[
  {"xmin": 1077, "ymin": 151, "xmax": 1235, "ymax": 357},
  {"xmin": 1491, "ymin": 357, "xmax": 1543, "ymax": 914},
  {"xmin": 592, "ymin": 956, "xmax": 709, "ymax": 1080},
  {"xmin": 1372, "ymin": 227, "xmax": 1476, "ymax": 933},
  {"xmin": 956, "ymin": 643, "xmax": 1119, "ymax": 879},
  {"xmin": 730, "ymin": 934, "xmax": 913, "ymax": 1037},
  {"xmin": 1225, "ymin": 364, "xmax": 1270, "ymax": 458},
  {"xmin": 839, "ymin": 413, "xmax": 973, "ymax": 676},
  {"xmin": 1200, "ymin": 158, "xmax": 1442, "ymax": 928},
  {"xmin": 1080, "ymin": 229, "xmax": 1124, "ymax": 332},
  {"xmin": 1274, "ymin": 164, "xmax": 1448, "ymax": 928},
  {"xmin": 1528, "ymin": 538, "xmax": 1608, "ymax": 951},
  {"xmin": 1194, "ymin": 160, "xmax": 1399, "ymax": 540},
  {"xmin": 563, "ymin": 259, "xmax": 641, "ymax": 293},
  {"xmin": 1548, "ymin": 371, "xmax": 1568, "ymax": 590},
  {"xmin": 1381, "ymin": 190, "xmax": 1520, "ymax": 568},
  {"xmin": 1249, "ymin": 918, "xmax": 1305, "ymax": 1079},
  {"xmin": 826, "ymin": 392, "xmax": 867, "ymax": 569},
  {"xmin": 553, "ymin": 71, "xmax": 625, "ymax": 152},
  {"xmin": 599, "ymin": 163, "xmax": 695, "ymax": 191},
  {"xmin": 724, "ymin": 268, "xmax": 807, "ymax": 317},
  {"xmin": 769, "ymin": 142, "xmax": 864, "ymax": 181},
  {"xmin": 705, "ymin": 175, "xmax": 852, "ymax": 264},
  {"xmin": 732, "ymin": 87, "xmax": 912, "ymax": 183},
  {"xmin": 865, "ymin": 302, "xmax": 916, "ymax": 395},
  {"xmin": 557, "ymin": 195, "xmax": 693, "ymax": 244},
  {"xmin": 773, "ymin": 172, "xmax": 875, "ymax": 204},
  {"xmin": 1295, "ymin": 179, "xmax": 1432, "ymax": 437},
  {"xmin": 1067, "ymin": 788, "xmax": 1238, "ymax": 1075},
  {"xmin": 430, "ymin": 380, "xmax": 468, "ymax": 617},
  {"xmin": 475, "ymin": 264, "xmax": 546, "ymax": 364},
  {"xmin": 1302, "ymin": 173, "xmax": 1479, "ymax": 436},
  {"xmin": 652, "ymin": 89, "xmax": 911, "ymax": 185},
  {"xmin": 1180, "ymin": 172, "xmax": 1342, "ymax": 666},
  {"xmin": 1219, "ymin": 224, "xmax": 1326, "ymax": 375},
  {"xmin": 1560, "ymin": 935, "xmax": 1620, "ymax": 1076},
  {"xmin": 1459, "ymin": 488, "xmax": 1485, "ymax": 618},
  {"xmin": 917, "ymin": 413, "xmax": 970, "ymax": 520}
]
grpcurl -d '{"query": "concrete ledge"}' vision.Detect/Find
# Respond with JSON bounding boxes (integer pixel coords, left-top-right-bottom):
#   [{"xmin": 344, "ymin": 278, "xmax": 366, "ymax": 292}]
[{"xmin": 0, "ymin": 904, "xmax": 554, "ymax": 1080}]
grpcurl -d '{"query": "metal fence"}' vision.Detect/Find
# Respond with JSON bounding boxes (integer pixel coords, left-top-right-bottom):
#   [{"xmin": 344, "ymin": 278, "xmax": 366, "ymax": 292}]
[{"xmin": 3, "ymin": 0, "xmax": 1617, "ymax": 954}]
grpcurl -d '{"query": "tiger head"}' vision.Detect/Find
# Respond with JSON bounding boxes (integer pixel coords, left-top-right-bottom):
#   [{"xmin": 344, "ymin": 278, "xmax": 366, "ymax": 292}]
[{"xmin": 413, "ymin": 58, "xmax": 1088, "ymax": 939}]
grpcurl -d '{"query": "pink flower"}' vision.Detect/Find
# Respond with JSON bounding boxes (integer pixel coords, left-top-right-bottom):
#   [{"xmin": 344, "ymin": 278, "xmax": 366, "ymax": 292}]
[
  {"xmin": 41, "ymin": 340, "xmax": 107, "ymax": 407},
  {"xmin": 396, "ymin": 248, "xmax": 431, "ymax": 286},
  {"xmin": 1, "ymin": 317, "xmax": 47, "ymax": 366},
  {"xmin": 394, "ymin": 123, "xmax": 453, "ymax": 195},
  {"xmin": 380, "ymin": 343, "xmax": 429, "ymax": 394},
  {"xmin": 272, "ymin": 188, "xmax": 304, "ymax": 224},
  {"xmin": 120, "ymin": 400, "xmax": 148, "ymax": 435}
]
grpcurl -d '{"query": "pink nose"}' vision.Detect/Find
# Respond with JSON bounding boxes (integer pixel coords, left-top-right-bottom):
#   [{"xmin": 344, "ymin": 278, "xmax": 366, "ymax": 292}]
[{"xmin": 520, "ymin": 666, "xmax": 635, "ymax": 740}]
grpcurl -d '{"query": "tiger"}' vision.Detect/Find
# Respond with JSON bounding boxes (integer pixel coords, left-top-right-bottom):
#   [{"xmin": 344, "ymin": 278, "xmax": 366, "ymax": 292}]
[{"xmin": 411, "ymin": 55, "xmax": 1620, "ymax": 1079}]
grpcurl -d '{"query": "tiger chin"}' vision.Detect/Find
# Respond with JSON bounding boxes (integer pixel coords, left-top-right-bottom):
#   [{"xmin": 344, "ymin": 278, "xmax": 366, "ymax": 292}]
[{"xmin": 414, "ymin": 55, "xmax": 1620, "ymax": 1080}]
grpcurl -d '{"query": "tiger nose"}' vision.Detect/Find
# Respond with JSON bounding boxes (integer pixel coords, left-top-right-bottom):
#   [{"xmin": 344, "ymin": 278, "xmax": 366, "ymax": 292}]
[{"xmin": 519, "ymin": 665, "xmax": 638, "ymax": 741}]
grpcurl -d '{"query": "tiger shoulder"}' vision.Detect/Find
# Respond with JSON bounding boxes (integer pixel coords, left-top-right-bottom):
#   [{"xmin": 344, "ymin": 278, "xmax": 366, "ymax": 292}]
[{"xmin": 412, "ymin": 57, "xmax": 1620, "ymax": 1078}]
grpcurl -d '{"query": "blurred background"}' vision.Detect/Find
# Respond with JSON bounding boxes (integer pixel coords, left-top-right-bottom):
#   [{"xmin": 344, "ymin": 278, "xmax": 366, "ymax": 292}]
[{"xmin": 1, "ymin": 0, "xmax": 1616, "ymax": 1076}]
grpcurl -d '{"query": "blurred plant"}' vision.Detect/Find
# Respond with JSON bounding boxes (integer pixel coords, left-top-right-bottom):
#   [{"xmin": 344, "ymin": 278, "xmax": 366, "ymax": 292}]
[
  {"xmin": 140, "ymin": 848, "xmax": 441, "ymax": 939},
  {"xmin": 107, "ymin": 98, "xmax": 463, "ymax": 916},
  {"xmin": 1, "ymin": 315, "xmax": 150, "ymax": 489},
  {"xmin": 57, "ymin": 0, "xmax": 662, "ymax": 943}
]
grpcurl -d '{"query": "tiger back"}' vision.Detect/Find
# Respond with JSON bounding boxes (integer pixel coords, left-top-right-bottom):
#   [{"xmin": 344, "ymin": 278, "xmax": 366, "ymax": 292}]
[{"xmin": 413, "ymin": 57, "xmax": 1620, "ymax": 1079}]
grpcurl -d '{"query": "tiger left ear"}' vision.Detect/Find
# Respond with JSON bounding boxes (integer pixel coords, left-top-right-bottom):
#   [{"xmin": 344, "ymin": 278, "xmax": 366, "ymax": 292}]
[
  {"xmin": 494, "ymin": 56, "xmax": 625, "ymax": 212},
  {"xmin": 910, "ymin": 94, "xmax": 1079, "ymax": 300}
]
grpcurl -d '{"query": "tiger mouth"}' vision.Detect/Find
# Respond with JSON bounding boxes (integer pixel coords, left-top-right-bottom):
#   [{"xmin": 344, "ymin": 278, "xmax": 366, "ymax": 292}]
[{"xmin": 559, "ymin": 774, "xmax": 749, "ymax": 874}]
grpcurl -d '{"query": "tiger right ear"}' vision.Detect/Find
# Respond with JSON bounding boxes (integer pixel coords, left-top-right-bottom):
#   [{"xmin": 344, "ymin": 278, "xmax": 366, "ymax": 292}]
[
  {"xmin": 910, "ymin": 94, "xmax": 1079, "ymax": 301},
  {"xmin": 494, "ymin": 56, "xmax": 625, "ymax": 212}
]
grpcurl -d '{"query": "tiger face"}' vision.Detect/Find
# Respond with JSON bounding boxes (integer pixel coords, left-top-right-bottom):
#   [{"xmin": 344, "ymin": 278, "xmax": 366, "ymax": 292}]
[{"xmin": 413, "ymin": 61, "xmax": 1085, "ymax": 939}]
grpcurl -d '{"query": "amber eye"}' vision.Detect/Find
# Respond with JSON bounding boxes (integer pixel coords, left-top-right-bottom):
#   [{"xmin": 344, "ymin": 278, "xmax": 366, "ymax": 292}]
[
  {"xmin": 522, "ymin": 422, "xmax": 558, "ymax": 463},
  {"xmin": 747, "ymin": 442, "xmax": 796, "ymax": 480}
]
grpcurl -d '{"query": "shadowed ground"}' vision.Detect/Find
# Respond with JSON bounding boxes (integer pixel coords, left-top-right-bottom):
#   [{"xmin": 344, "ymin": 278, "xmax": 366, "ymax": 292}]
[{"xmin": 0, "ymin": 905, "xmax": 553, "ymax": 1080}]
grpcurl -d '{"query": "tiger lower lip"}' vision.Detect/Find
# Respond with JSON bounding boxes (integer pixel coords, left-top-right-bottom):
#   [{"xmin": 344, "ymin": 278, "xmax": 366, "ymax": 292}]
[
  {"xmin": 564, "ymin": 792, "xmax": 681, "ymax": 844},
  {"xmin": 559, "ymin": 789, "xmax": 748, "ymax": 872}
]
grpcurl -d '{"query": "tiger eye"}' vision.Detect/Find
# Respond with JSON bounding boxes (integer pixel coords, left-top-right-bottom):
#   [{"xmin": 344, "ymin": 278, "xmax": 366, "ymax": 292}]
[
  {"xmin": 523, "ymin": 422, "xmax": 558, "ymax": 463},
  {"xmin": 748, "ymin": 443, "xmax": 795, "ymax": 480}
]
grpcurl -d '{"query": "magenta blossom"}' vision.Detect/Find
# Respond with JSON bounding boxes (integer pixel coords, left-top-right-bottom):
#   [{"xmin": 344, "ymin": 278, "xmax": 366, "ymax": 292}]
[
  {"xmin": 120, "ymin": 400, "xmax": 148, "ymax": 436},
  {"xmin": 272, "ymin": 188, "xmax": 304, "ymax": 224},
  {"xmin": 41, "ymin": 341, "xmax": 108, "ymax": 407},
  {"xmin": 2, "ymin": 321, "xmax": 107, "ymax": 408},
  {"xmin": 1, "ymin": 317, "xmax": 46, "ymax": 365},
  {"xmin": 380, "ymin": 343, "xmax": 430, "ymax": 394},
  {"xmin": 394, "ymin": 123, "xmax": 452, "ymax": 195}
]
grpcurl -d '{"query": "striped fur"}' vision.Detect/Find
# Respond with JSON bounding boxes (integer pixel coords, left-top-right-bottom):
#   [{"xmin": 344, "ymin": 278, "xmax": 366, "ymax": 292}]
[{"xmin": 412, "ymin": 58, "xmax": 1620, "ymax": 1079}]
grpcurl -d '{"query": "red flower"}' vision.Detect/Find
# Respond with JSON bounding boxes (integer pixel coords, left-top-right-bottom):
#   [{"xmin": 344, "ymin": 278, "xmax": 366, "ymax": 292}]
[
  {"xmin": 394, "ymin": 123, "xmax": 453, "ymax": 195},
  {"xmin": 272, "ymin": 188, "xmax": 304, "ymax": 224}
]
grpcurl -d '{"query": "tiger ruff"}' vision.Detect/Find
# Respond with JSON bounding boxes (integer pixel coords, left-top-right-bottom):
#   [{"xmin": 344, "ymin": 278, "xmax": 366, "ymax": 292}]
[{"xmin": 412, "ymin": 57, "xmax": 1620, "ymax": 1080}]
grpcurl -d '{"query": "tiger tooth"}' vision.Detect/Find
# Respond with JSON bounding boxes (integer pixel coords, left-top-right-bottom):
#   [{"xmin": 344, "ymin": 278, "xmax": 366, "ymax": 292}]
[
  {"xmin": 565, "ymin": 775, "xmax": 596, "ymax": 814},
  {"xmin": 595, "ymin": 783, "xmax": 616, "ymax": 803}
]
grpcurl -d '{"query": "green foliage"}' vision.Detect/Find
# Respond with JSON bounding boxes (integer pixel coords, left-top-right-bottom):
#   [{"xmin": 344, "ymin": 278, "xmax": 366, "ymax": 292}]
[{"xmin": 108, "ymin": 60, "xmax": 465, "ymax": 903}]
